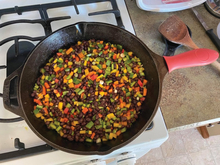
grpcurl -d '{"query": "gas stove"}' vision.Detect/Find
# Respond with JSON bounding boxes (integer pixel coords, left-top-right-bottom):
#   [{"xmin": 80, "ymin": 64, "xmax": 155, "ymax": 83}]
[{"xmin": 0, "ymin": 1, "xmax": 168, "ymax": 164}]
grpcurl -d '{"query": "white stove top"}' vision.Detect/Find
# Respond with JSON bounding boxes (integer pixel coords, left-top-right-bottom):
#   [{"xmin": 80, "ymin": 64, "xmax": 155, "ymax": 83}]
[{"xmin": 0, "ymin": 1, "xmax": 168, "ymax": 164}]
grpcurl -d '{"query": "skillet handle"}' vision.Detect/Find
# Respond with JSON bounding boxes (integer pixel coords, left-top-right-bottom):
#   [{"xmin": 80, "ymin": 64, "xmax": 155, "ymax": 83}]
[
  {"xmin": 3, "ymin": 67, "xmax": 25, "ymax": 118},
  {"xmin": 163, "ymin": 48, "xmax": 219, "ymax": 73}
]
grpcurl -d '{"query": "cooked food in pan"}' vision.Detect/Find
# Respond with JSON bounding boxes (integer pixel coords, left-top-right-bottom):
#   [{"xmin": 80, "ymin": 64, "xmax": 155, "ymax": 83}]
[{"xmin": 31, "ymin": 39, "xmax": 148, "ymax": 143}]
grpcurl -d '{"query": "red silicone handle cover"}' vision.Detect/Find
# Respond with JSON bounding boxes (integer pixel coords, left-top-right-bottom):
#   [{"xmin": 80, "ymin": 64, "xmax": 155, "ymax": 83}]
[{"xmin": 163, "ymin": 48, "xmax": 219, "ymax": 73}]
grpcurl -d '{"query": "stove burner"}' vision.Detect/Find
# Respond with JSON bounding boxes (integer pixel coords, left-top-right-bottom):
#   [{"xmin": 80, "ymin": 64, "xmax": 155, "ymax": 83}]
[{"xmin": 7, "ymin": 41, "xmax": 35, "ymax": 76}]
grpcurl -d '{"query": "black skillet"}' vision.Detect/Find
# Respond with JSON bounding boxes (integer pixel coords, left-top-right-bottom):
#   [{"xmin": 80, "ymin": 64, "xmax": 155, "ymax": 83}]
[{"xmin": 3, "ymin": 22, "xmax": 218, "ymax": 155}]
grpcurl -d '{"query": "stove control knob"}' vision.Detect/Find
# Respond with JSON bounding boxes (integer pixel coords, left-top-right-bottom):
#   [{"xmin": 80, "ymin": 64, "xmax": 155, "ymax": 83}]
[
  {"xmin": 87, "ymin": 159, "xmax": 106, "ymax": 165},
  {"xmin": 116, "ymin": 152, "xmax": 136, "ymax": 165}
]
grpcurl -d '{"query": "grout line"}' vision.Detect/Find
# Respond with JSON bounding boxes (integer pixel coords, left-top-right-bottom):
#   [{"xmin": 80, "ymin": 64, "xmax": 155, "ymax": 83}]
[
  {"xmin": 178, "ymin": 128, "xmax": 193, "ymax": 165},
  {"xmin": 209, "ymin": 147, "xmax": 218, "ymax": 165}
]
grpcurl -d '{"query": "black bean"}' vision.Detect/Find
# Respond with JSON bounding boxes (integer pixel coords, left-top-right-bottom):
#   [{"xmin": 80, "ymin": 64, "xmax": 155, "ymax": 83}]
[
  {"xmin": 95, "ymin": 120, "xmax": 100, "ymax": 125},
  {"xmin": 86, "ymin": 118, "xmax": 91, "ymax": 122},
  {"xmin": 121, "ymin": 116, "xmax": 127, "ymax": 121},
  {"xmin": 65, "ymin": 125, "xmax": 70, "ymax": 129},
  {"xmin": 78, "ymin": 118, "xmax": 83, "ymax": 123},
  {"xmin": 75, "ymin": 136, "xmax": 79, "ymax": 142},
  {"xmin": 82, "ymin": 122, "xmax": 86, "ymax": 126},
  {"xmin": 31, "ymin": 93, "xmax": 35, "ymax": 97},
  {"xmin": 63, "ymin": 129, "xmax": 67, "ymax": 134}
]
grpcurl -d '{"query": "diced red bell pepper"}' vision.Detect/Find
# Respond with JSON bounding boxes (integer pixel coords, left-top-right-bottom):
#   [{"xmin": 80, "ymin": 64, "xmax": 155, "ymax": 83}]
[
  {"xmin": 63, "ymin": 118, "xmax": 69, "ymax": 123},
  {"xmin": 55, "ymin": 79, "xmax": 59, "ymax": 83},
  {"xmin": 64, "ymin": 107, "xmax": 69, "ymax": 114},
  {"xmin": 54, "ymin": 89, "xmax": 59, "ymax": 94},
  {"xmin": 90, "ymin": 74, "xmax": 98, "ymax": 81},
  {"xmin": 140, "ymin": 97, "xmax": 145, "ymax": 101},
  {"xmin": 34, "ymin": 99, "xmax": 42, "ymax": 105},
  {"xmin": 121, "ymin": 49, "xmax": 124, "ymax": 53},
  {"xmin": 113, "ymin": 54, "xmax": 117, "ymax": 60},
  {"xmin": 104, "ymin": 45, "xmax": 109, "ymax": 50},
  {"xmin": 43, "ymin": 107, "xmax": 48, "ymax": 114},
  {"xmin": 83, "ymin": 86, "xmax": 86, "ymax": 90},
  {"xmin": 70, "ymin": 114, "xmax": 74, "ymax": 118},
  {"xmin": 138, "ymin": 79, "xmax": 143, "ymax": 87},
  {"xmin": 57, "ymin": 53, "xmax": 63, "ymax": 56},
  {"xmin": 74, "ymin": 83, "xmax": 81, "ymax": 89}
]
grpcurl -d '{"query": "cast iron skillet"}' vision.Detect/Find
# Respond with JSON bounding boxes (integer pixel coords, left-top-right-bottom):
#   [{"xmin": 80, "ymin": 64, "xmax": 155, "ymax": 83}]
[{"xmin": 3, "ymin": 22, "xmax": 218, "ymax": 155}]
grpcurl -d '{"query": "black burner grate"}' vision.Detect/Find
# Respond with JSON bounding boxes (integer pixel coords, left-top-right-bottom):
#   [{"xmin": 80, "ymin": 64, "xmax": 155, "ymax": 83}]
[{"xmin": 0, "ymin": 0, "xmax": 124, "ymax": 123}]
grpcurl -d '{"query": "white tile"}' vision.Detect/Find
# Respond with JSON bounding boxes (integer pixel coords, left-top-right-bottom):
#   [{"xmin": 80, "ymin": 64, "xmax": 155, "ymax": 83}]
[
  {"xmin": 180, "ymin": 128, "xmax": 209, "ymax": 153},
  {"xmin": 161, "ymin": 131, "xmax": 186, "ymax": 158},
  {"xmin": 206, "ymin": 134, "xmax": 220, "ymax": 148},
  {"xmin": 137, "ymin": 147, "xmax": 164, "ymax": 163},
  {"xmin": 147, "ymin": 160, "xmax": 166, "ymax": 165},
  {"xmin": 210, "ymin": 146, "xmax": 220, "ymax": 165},
  {"xmin": 165, "ymin": 155, "xmax": 191, "ymax": 165},
  {"xmin": 188, "ymin": 149, "xmax": 215, "ymax": 165}
]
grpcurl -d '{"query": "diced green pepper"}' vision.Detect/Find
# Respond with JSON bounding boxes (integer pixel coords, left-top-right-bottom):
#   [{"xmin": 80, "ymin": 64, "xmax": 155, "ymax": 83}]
[
  {"xmin": 95, "ymin": 125, "xmax": 102, "ymax": 129},
  {"xmin": 54, "ymin": 121, "xmax": 60, "ymax": 126},
  {"xmin": 86, "ymin": 138, "xmax": 93, "ymax": 142},
  {"xmin": 86, "ymin": 121, "xmax": 94, "ymax": 129},
  {"xmin": 66, "ymin": 103, "xmax": 71, "ymax": 108},
  {"xmin": 105, "ymin": 133, "xmax": 109, "ymax": 139},
  {"xmin": 97, "ymin": 64, "xmax": 102, "ymax": 69},
  {"xmin": 78, "ymin": 89, "xmax": 85, "ymax": 95},
  {"xmin": 40, "ymin": 68, "xmax": 45, "ymax": 74},
  {"xmin": 62, "ymin": 91, "xmax": 69, "ymax": 97},
  {"xmin": 117, "ymin": 44, "xmax": 122, "ymax": 50},
  {"xmin": 98, "ymin": 44, "xmax": 104, "ymax": 49},
  {"xmin": 137, "ymin": 93, "xmax": 143, "ymax": 98},
  {"xmin": 106, "ymin": 80, "xmax": 112, "ymax": 85},
  {"xmin": 118, "ymin": 58, "xmax": 122, "ymax": 63},
  {"xmin": 36, "ymin": 105, "xmax": 43, "ymax": 109},
  {"xmin": 88, "ymin": 79, "xmax": 93, "ymax": 85},
  {"xmin": 131, "ymin": 81, "xmax": 136, "ymax": 87},
  {"xmin": 34, "ymin": 109, "xmax": 40, "ymax": 115},
  {"xmin": 106, "ymin": 60, "xmax": 111, "ymax": 66},
  {"xmin": 121, "ymin": 127, "xmax": 127, "ymax": 133},
  {"xmin": 78, "ymin": 67, "xmax": 81, "ymax": 73},
  {"xmin": 113, "ymin": 129, "xmax": 117, "ymax": 134},
  {"xmin": 129, "ymin": 73, "xmax": 134, "ymax": 79},
  {"xmin": 73, "ymin": 77, "xmax": 81, "ymax": 84},
  {"xmin": 111, "ymin": 63, "xmax": 114, "ymax": 70},
  {"xmin": 57, "ymin": 59, "xmax": 63, "ymax": 63},
  {"xmin": 99, "ymin": 51, "xmax": 103, "ymax": 56},
  {"xmin": 66, "ymin": 75, "xmax": 72, "ymax": 80},
  {"xmin": 49, "ymin": 123, "xmax": 56, "ymax": 129},
  {"xmin": 126, "ymin": 92, "xmax": 131, "ymax": 97},
  {"xmin": 65, "ymin": 68, "xmax": 70, "ymax": 72},
  {"xmin": 71, "ymin": 109, "xmax": 75, "ymax": 114},
  {"xmin": 110, "ymin": 98, "xmax": 114, "ymax": 103},
  {"xmin": 105, "ymin": 129, "xmax": 111, "ymax": 132},
  {"xmin": 49, "ymin": 57, "xmax": 54, "ymax": 63},
  {"xmin": 125, "ymin": 59, "xmax": 132, "ymax": 64},
  {"xmin": 49, "ymin": 112, "xmax": 53, "ymax": 117},
  {"xmin": 56, "ymin": 126, "xmax": 62, "ymax": 132},
  {"xmin": 77, "ymin": 102, "xmax": 83, "ymax": 106},
  {"xmin": 140, "ymin": 72, "xmax": 145, "ymax": 76},
  {"xmin": 74, "ymin": 88, "xmax": 81, "ymax": 93}
]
